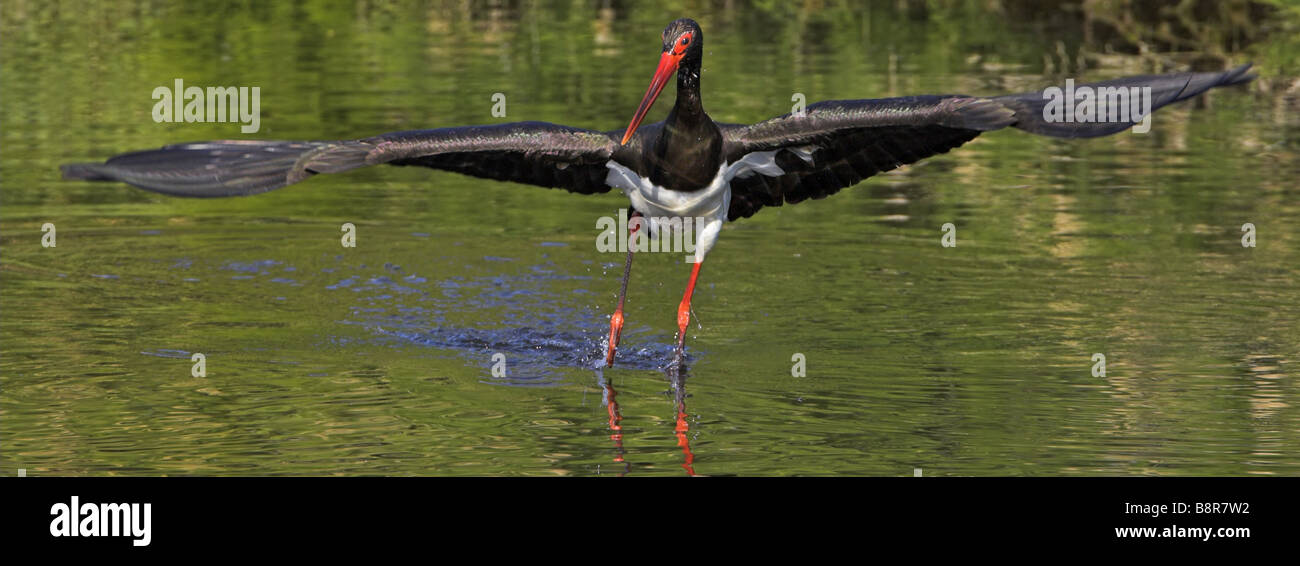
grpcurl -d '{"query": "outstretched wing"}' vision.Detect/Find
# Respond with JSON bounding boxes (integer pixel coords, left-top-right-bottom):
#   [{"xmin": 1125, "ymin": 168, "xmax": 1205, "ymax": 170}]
[
  {"xmin": 721, "ymin": 95, "xmax": 1013, "ymax": 220},
  {"xmin": 991, "ymin": 63, "xmax": 1255, "ymax": 138},
  {"xmin": 61, "ymin": 121, "xmax": 620, "ymax": 197},
  {"xmin": 722, "ymin": 64, "xmax": 1254, "ymax": 220}
]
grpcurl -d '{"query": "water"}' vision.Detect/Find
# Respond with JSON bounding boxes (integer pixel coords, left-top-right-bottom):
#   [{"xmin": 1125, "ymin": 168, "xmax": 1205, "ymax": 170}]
[{"xmin": 3, "ymin": 1, "xmax": 1298, "ymax": 476}]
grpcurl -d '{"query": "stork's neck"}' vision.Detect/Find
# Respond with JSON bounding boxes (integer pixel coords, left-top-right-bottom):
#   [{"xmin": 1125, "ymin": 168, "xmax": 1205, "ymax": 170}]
[
  {"xmin": 650, "ymin": 56, "xmax": 722, "ymax": 192},
  {"xmin": 671, "ymin": 56, "xmax": 705, "ymax": 121}
]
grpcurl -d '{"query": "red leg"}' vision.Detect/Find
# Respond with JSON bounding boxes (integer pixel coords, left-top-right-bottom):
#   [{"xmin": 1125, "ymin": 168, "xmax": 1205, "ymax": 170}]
[
  {"xmin": 672, "ymin": 261, "xmax": 703, "ymax": 370},
  {"xmin": 606, "ymin": 211, "xmax": 641, "ymax": 367}
]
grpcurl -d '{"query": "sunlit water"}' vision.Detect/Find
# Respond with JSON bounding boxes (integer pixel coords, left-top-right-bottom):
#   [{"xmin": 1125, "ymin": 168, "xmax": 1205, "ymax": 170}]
[{"xmin": 3, "ymin": 2, "xmax": 1298, "ymax": 475}]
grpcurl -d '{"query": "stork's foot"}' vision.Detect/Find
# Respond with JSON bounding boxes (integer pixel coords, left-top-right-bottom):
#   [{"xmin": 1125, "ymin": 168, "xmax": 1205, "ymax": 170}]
[{"xmin": 605, "ymin": 310, "xmax": 624, "ymax": 367}]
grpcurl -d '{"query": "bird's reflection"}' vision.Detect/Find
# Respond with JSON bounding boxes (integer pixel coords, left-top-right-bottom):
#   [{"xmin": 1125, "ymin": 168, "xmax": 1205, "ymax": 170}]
[
  {"xmin": 594, "ymin": 364, "xmax": 698, "ymax": 476},
  {"xmin": 597, "ymin": 369, "xmax": 630, "ymax": 476},
  {"xmin": 671, "ymin": 371, "xmax": 697, "ymax": 476}
]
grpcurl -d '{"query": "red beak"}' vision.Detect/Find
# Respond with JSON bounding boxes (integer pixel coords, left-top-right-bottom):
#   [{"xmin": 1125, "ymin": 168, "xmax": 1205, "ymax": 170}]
[{"xmin": 621, "ymin": 49, "xmax": 683, "ymax": 145}]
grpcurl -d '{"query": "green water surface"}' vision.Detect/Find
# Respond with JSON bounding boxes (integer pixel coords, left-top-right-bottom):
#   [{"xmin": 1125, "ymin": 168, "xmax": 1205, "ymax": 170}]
[{"xmin": 2, "ymin": 1, "xmax": 1298, "ymax": 475}]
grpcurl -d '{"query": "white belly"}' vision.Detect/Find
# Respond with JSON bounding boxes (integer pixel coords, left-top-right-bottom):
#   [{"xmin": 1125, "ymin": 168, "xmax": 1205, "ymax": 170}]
[{"xmin": 604, "ymin": 148, "xmax": 810, "ymax": 263}]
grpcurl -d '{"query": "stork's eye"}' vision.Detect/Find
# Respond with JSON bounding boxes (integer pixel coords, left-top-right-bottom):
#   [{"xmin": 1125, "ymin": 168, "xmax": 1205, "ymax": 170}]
[{"xmin": 679, "ymin": 36, "xmax": 690, "ymax": 46}]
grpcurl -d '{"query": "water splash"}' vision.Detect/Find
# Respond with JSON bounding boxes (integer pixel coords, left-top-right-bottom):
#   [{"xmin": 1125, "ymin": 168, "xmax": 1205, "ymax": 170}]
[{"xmin": 332, "ymin": 260, "xmax": 693, "ymax": 383}]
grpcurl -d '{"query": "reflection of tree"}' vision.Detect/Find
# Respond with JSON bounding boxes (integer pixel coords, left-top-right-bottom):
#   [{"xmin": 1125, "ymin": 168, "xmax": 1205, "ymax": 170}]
[{"xmin": 1079, "ymin": 0, "xmax": 1278, "ymax": 62}]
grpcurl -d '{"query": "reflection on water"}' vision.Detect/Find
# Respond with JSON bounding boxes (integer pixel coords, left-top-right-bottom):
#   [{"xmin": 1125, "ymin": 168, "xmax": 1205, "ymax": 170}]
[
  {"xmin": 3, "ymin": 1, "xmax": 1300, "ymax": 475},
  {"xmin": 596, "ymin": 368, "xmax": 696, "ymax": 476}
]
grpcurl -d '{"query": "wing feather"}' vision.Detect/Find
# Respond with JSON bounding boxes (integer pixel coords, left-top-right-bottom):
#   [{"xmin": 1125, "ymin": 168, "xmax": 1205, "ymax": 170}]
[
  {"xmin": 62, "ymin": 122, "xmax": 619, "ymax": 197},
  {"xmin": 722, "ymin": 64, "xmax": 1253, "ymax": 220}
]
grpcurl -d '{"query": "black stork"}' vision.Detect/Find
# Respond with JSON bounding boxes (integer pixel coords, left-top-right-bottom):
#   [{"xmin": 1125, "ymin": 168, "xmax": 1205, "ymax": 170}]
[{"xmin": 63, "ymin": 18, "xmax": 1254, "ymax": 371}]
